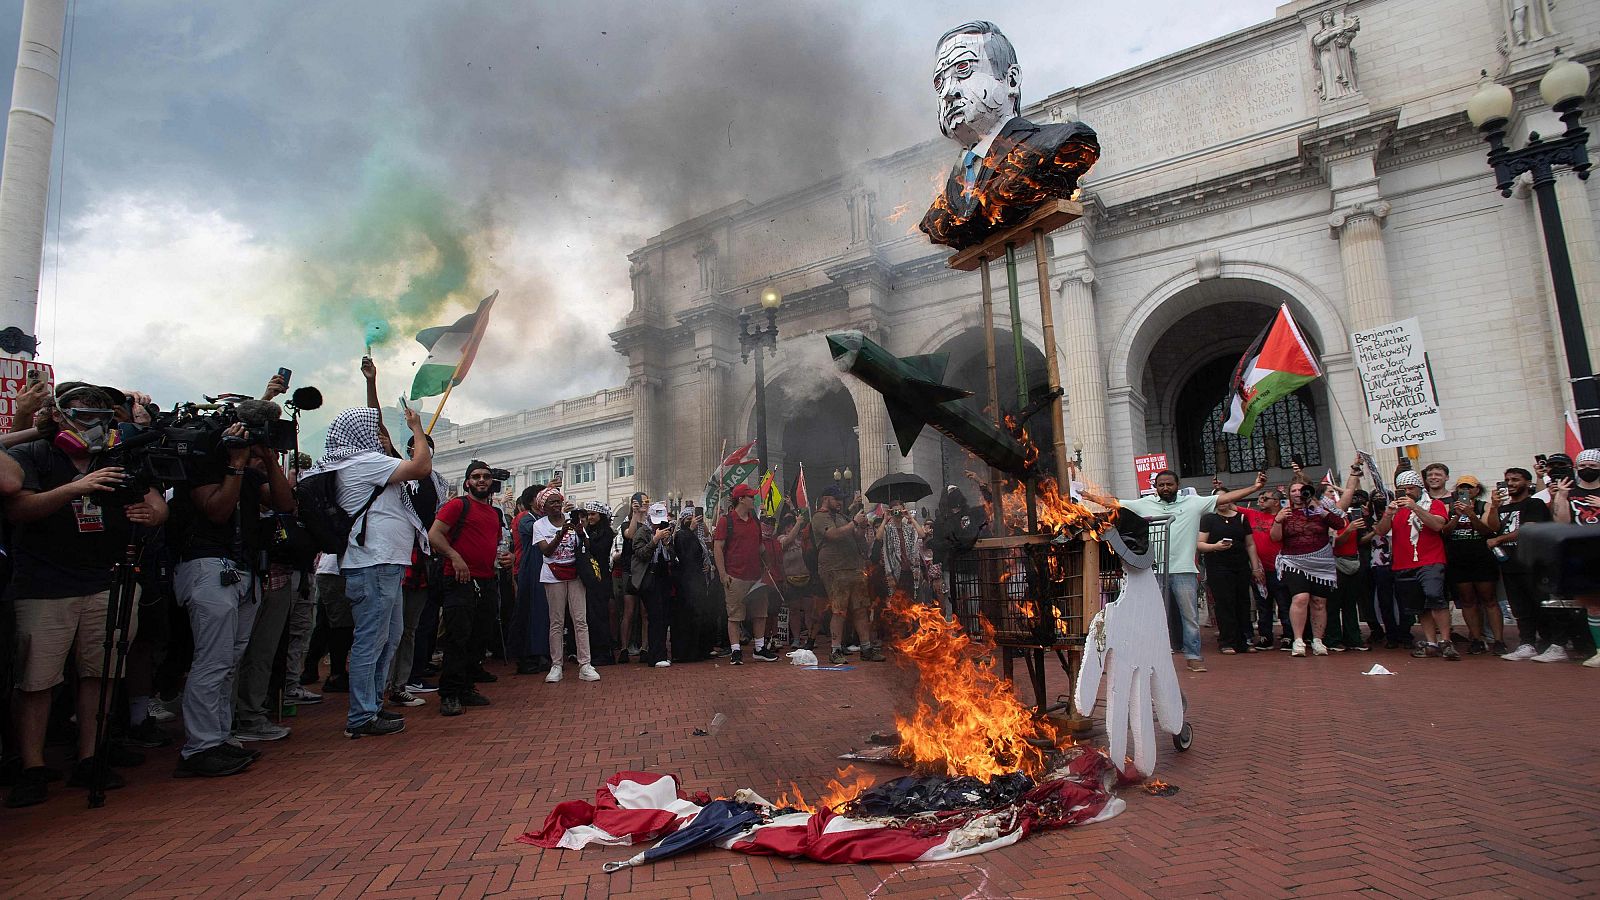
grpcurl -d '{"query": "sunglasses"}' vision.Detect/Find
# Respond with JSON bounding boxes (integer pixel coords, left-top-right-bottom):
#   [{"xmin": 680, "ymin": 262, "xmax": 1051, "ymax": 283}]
[{"xmin": 63, "ymin": 407, "xmax": 115, "ymax": 424}]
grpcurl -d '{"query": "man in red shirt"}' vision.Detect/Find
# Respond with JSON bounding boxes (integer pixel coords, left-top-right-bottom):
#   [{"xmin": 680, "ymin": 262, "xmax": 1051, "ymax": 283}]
[
  {"xmin": 713, "ymin": 484, "xmax": 776, "ymax": 665},
  {"xmin": 1374, "ymin": 470, "xmax": 1455, "ymax": 659},
  {"xmin": 430, "ymin": 461, "xmax": 514, "ymax": 714},
  {"xmin": 1239, "ymin": 488, "xmax": 1286, "ymax": 648}
]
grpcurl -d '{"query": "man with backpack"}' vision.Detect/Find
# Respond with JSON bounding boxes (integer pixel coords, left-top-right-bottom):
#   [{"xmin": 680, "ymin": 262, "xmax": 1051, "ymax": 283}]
[
  {"xmin": 301, "ymin": 406, "xmax": 432, "ymax": 738},
  {"xmin": 713, "ymin": 484, "xmax": 779, "ymax": 664},
  {"xmin": 430, "ymin": 460, "xmax": 512, "ymax": 716}
]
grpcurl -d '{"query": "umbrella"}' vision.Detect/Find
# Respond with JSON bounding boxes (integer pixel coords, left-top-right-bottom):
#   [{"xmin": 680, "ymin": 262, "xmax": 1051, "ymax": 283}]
[{"xmin": 865, "ymin": 472, "xmax": 933, "ymax": 504}]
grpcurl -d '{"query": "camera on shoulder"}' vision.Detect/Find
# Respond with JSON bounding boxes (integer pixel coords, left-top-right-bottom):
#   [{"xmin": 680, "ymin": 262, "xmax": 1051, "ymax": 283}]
[{"xmin": 88, "ymin": 397, "xmax": 297, "ymax": 507}]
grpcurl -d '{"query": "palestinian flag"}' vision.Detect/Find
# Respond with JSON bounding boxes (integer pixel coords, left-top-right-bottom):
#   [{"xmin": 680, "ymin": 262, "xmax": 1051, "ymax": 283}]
[
  {"xmin": 704, "ymin": 439, "xmax": 759, "ymax": 515},
  {"xmin": 793, "ymin": 464, "xmax": 810, "ymax": 512},
  {"xmin": 1222, "ymin": 304, "xmax": 1321, "ymax": 439},
  {"xmin": 409, "ymin": 291, "xmax": 499, "ymax": 400},
  {"xmin": 1566, "ymin": 410, "xmax": 1584, "ymax": 460}
]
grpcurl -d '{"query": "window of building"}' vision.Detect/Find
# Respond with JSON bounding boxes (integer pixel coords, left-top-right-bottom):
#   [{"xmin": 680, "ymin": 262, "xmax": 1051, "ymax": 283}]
[
  {"xmin": 1176, "ymin": 356, "xmax": 1322, "ymax": 477},
  {"xmin": 570, "ymin": 462, "xmax": 596, "ymax": 485},
  {"xmin": 531, "ymin": 467, "xmax": 555, "ymax": 486},
  {"xmin": 614, "ymin": 455, "xmax": 635, "ymax": 478}
]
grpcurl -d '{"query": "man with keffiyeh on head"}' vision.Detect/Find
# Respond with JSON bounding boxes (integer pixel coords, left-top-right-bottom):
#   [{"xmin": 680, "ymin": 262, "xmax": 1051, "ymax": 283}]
[
  {"xmin": 1374, "ymin": 470, "xmax": 1454, "ymax": 660},
  {"xmin": 309, "ymin": 405, "xmax": 433, "ymax": 738}
]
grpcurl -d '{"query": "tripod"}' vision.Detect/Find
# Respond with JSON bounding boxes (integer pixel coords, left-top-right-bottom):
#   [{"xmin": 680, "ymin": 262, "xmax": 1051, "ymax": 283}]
[{"xmin": 88, "ymin": 529, "xmax": 146, "ymax": 809}]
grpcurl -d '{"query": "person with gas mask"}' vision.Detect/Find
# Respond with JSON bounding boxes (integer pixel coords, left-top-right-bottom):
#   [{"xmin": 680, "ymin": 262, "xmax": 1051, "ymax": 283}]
[
  {"xmin": 4, "ymin": 384, "xmax": 164, "ymax": 807},
  {"xmin": 429, "ymin": 461, "xmax": 513, "ymax": 716},
  {"xmin": 168, "ymin": 395, "xmax": 295, "ymax": 774}
]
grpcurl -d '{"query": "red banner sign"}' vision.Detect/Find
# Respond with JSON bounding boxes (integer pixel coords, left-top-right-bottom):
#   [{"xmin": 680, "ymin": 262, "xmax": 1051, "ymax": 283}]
[
  {"xmin": 0, "ymin": 358, "xmax": 55, "ymax": 432},
  {"xmin": 1132, "ymin": 453, "xmax": 1169, "ymax": 497}
]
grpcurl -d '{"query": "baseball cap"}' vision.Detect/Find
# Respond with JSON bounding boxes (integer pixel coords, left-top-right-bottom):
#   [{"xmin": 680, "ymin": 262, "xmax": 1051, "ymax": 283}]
[
  {"xmin": 1547, "ymin": 453, "xmax": 1573, "ymax": 467},
  {"xmin": 730, "ymin": 484, "xmax": 757, "ymax": 500},
  {"xmin": 820, "ymin": 484, "xmax": 844, "ymax": 499},
  {"xmin": 648, "ymin": 501, "xmax": 670, "ymax": 524}
]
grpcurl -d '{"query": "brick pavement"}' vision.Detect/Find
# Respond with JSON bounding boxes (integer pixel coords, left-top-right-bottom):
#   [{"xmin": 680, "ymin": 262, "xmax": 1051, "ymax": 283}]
[{"xmin": 2, "ymin": 643, "xmax": 1598, "ymax": 899}]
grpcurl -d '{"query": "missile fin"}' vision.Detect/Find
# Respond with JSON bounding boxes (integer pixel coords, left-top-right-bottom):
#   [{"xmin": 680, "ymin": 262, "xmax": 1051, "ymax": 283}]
[
  {"xmin": 883, "ymin": 398, "xmax": 928, "ymax": 455},
  {"xmin": 900, "ymin": 352, "xmax": 950, "ymax": 383}
]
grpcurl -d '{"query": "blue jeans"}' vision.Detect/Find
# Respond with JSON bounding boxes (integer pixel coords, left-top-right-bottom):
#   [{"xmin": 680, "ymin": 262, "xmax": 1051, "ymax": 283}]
[
  {"xmin": 1166, "ymin": 572, "xmax": 1203, "ymax": 660},
  {"xmin": 342, "ymin": 564, "xmax": 404, "ymax": 729}
]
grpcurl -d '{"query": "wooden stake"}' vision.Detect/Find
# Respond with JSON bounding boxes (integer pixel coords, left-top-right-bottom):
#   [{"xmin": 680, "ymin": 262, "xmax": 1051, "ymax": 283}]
[
  {"xmin": 1034, "ymin": 228, "xmax": 1070, "ymax": 488},
  {"xmin": 426, "ymin": 379, "xmax": 455, "ymax": 435},
  {"xmin": 979, "ymin": 256, "xmax": 1007, "ymax": 537}
]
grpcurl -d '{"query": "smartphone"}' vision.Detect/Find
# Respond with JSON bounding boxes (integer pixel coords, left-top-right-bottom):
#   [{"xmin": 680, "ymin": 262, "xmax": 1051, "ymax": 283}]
[
  {"xmin": 24, "ymin": 368, "xmax": 43, "ymax": 387},
  {"xmin": 1290, "ymin": 454, "xmax": 1304, "ymax": 468},
  {"xmin": 1535, "ymin": 454, "xmax": 1548, "ymax": 465},
  {"xmin": 693, "ymin": 506, "xmax": 703, "ymax": 517},
  {"xmin": 397, "ymin": 395, "xmax": 409, "ymax": 411},
  {"xmin": 277, "ymin": 367, "xmax": 292, "ymax": 387}
]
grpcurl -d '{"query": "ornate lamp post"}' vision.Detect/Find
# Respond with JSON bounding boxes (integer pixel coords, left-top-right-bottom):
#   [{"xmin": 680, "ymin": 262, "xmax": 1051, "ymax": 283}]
[
  {"xmin": 739, "ymin": 286, "xmax": 783, "ymax": 477},
  {"xmin": 1467, "ymin": 53, "xmax": 1596, "ymax": 445}
]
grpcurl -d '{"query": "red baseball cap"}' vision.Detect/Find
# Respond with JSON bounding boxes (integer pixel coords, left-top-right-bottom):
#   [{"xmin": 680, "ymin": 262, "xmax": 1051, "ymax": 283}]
[{"xmin": 730, "ymin": 484, "xmax": 758, "ymax": 500}]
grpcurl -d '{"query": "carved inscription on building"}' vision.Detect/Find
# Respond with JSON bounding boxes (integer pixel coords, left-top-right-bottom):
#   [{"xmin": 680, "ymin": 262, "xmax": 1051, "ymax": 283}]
[{"xmin": 1082, "ymin": 42, "xmax": 1305, "ymax": 177}]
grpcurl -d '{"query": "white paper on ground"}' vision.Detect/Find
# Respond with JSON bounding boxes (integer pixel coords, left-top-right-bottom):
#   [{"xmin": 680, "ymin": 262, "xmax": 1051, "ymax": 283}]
[{"xmin": 1362, "ymin": 664, "xmax": 1395, "ymax": 676}]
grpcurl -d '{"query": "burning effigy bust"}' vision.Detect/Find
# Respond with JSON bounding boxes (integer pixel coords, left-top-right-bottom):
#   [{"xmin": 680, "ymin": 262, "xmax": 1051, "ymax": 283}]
[{"xmin": 919, "ymin": 21, "xmax": 1100, "ymax": 250}]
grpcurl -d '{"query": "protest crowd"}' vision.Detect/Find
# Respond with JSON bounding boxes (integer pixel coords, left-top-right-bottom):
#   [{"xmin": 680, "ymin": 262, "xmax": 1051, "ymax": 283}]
[{"xmin": 1, "ymin": 359, "xmax": 1597, "ymax": 811}]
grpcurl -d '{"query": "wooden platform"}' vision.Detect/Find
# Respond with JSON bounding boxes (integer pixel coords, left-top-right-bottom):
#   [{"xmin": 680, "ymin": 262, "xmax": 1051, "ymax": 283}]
[{"xmin": 945, "ymin": 198, "xmax": 1084, "ymax": 271}]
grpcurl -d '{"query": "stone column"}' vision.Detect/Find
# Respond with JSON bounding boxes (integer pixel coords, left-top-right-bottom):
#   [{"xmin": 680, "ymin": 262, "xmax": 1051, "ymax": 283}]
[
  {"xmin": 1105, "ymin": 385, "xmax": 1147, "ymax": 497},
  {"xmin": 1057, "ymin": 267, "xmax": 1110, "ymax": 484},
  {"xmin": 1328, "ymin": 199, "xmax": 1394, "ymax": 334},
  {"xmin": 697, "ymin": 359, "xmax": 726, "ymax": 477},
  {"xmin": 846, "ymin": 377, "xmax": 894, "ymax": 491},
  {"xmin": 628, "ymin": 374, "xmax": 660, "ymax": 496}
]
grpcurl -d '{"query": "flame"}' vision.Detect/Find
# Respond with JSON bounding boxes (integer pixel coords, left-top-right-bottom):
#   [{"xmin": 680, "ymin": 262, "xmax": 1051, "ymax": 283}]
[
  {"xmin": 921, "ymin": 135, "xmax": 1099, "ymax": 249},
  {"xmin": 888, "ymin": 591, "xmax": 1060, "ymax": 781},
  {"xmin": 774, "ymin": 765, "xmax": 876, "ymax": 814}
]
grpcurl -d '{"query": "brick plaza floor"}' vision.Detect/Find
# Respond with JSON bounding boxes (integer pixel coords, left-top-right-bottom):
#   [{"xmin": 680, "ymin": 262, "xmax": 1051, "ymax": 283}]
[{"xmin": 2, "ymin": 641, "xmax": 1598, "ymax": 899}]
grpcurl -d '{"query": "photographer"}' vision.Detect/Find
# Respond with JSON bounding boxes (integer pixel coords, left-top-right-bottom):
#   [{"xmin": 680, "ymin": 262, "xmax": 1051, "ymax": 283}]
[
  {"xmin": 169, "ymin": 395, "xmax": 294, "ymax": 776},
  {"xmin": 429, "ymin": 461, "xmax": 511, "ymax": 716},
  {"xmin": 630, "ymin": 501, "xmax": 676, "ymax": 667},
  {"xmin": 4, "ymin": 384, "xmax": 164, "ymax": 807},
  {"xmin": 314, "ymin": 406, "xmax": 432, "ymax": 738}
]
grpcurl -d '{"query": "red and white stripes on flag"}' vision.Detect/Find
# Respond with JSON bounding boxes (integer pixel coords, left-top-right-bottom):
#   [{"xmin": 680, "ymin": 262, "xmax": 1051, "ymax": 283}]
[
  {"xmin": 519, "ymin": 752, "xmax": 1126, "ymax": 868},
  {"xmin": 1566, "ymin": 410, "xmax": 1584, "ymax": 459}
]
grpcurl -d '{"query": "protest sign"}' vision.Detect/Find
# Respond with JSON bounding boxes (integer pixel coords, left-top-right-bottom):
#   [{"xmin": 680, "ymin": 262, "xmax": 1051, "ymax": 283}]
[
  {"xmin": 1133, "ymin": 453, "xmax": 1169, "ymax": 496},
  {"xmin": 1352, "ymin": 318, "xmax": 1445, "ymax": 448},
  {"xmin": 0, "ymin": 358, "xmax": 54, "ymax": 432}
]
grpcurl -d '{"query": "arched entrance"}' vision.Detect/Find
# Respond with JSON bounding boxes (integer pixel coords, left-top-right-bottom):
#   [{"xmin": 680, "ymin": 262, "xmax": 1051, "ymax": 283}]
[
  {"xmin": 1109, "ymin": 272, "xmax": 1346, "ymax": 494},
  {"xmin": 746, "ymin": 363, "xmax": 860, "ymax": 496}
]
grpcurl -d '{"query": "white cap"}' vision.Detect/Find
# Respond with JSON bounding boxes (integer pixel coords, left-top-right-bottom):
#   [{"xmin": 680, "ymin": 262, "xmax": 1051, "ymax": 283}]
[{"xmin": 648, "ymin": 501, "xmax": 669, "ymax": 525}]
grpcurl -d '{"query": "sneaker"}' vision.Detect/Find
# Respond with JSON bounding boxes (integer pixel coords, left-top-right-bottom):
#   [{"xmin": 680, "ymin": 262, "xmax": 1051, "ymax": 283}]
[
  {"xmin": 1584, "ymin": 651, "xmax": 1600, "ymax": 668},
  {"xmin": 516, "ymin": 660, "xmax": 545, "ymax": 675},
  {"xmin": 847, "ymin": 644, "xmax": 861, "ymax": 653},
  {"xmin": 147, "ymin": 697, "xmax": 178, "ymax": 723},
  {"xmin": 545, "ymin": 665, "xmax": 563, "ymax": 683},
  {"xmin": 709, "ymin": 647, "xmax": 729, "ymax": 658},
  {"xmin": 1255, "ymin": 637, "xmax": 1274, "ymax": 649},
  {"xmin": 1532, "ymin": 645, "xmax": 1569, "ymax": 663},
  {"xmin": 1291, "ymin": 639, "xmax": 1306, "ymax": 657},
  {"xmin": 730, "ymin": 648, "xmax": 744, "ymax": 666},
  {"xmin": 1467, "ymin": 639, "xmax": 1487, "ymax": 655},
  {"xmin": 344, "ymin": 717, "xmax": 405, "ymax": 738},
  {"xmin": 376, "ymin": 709, "xmax": 404, "ymax": 722},
  {"xmin": 1184, "ymin": 658, "xmax": 1207, "ymax": 672},
  {"xmin": 1325, "ymin": 642, "xmax": 1346, "ymax": 653},
  {"xmin": 1219, "ymin": 647, "xmax": 1237, "ymax": 655},
  {"xmin": 752, "ymin": 646, "xmax": 780, "ymax": 662},
  {"xmin": 471, "ymin": 668, "xmax": 498, "ymax": 684},
  {"xmin": 1311, "ymin": 639, "xmax": 1329, "ymax": 656},
  {"xmin": 1411, "ymin": 641, "xmax": 1430, "ymax": 657},
  {"xmin": 460, "ymin": 690, "xmax": 491, "ymax": 707},
  {"xmin": 1502, "ymin": 643, "xmax": 1539, "ymax": 660},
  {"xmin": 861, "ymin": 646, "xmax": 888, "ymax": 662},
  {"xmin": 322, "ymin": 673, "xmax": 350, "ymax": 693},
  {"xmin": 173, "ymin": 747, "xmax": 252, "ymax": 778},
  {"xmin": 234, "ymin": 721, "xmax": 291, "ymax": 742},
  {"xmin": 1491, "ymin": 641, "xmax": 1509, "ymax": 656},
  {"xmin": 440, "ymin": 696, "xmax": 463, "ymax": 716},
  {"xmin": 1440, "ymin": 641, "xmax": 1460, "ymax": 660},
  {"xmin": 5, "ymin": 767, "xmax": 52, "ymax": 808},
  {"xmin": 67, "ymin": 757, "xmax": 126, "ymax": 790},
  {"xmin": 578, "ymin": 664, "xmax": 601, "ymax": 682},
  {"xmin": 284, "ymin": 685, "xmax": 322, "ymax": 705},
  {"xmin": 654, "ymin": 660, "xmax": 672, "ymax": 668},
  {"xmin": 830, "ymin": 648, "xmax": 849, "ymax": 665},
  {"xmin": 404, "ymin": 681, "xmax": 439, "ymax": 693},
  {"xmin": 215, "ymin": 741, "xmax": 262, "ymax": 763},
  {"xmin": 1350, "ymin": 644, "xmax": 1371, "ymax": 652},
  {"xmin": 1279, "ymin": 638, "xmax": 1294, "ymax": 652},
  {"xmin": 388, "ymin": 690, "xmax": 425, "ymax": 708},
  {"xmin": 125, "ymin": 717, "xmax": 173, "ymax": 749}
]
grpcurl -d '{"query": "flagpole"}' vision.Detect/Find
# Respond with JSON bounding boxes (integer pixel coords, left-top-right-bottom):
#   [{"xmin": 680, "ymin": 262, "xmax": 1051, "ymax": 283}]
[{"xmin": 426, "ymin": 377, "xmax": 457, "ymax": 435}]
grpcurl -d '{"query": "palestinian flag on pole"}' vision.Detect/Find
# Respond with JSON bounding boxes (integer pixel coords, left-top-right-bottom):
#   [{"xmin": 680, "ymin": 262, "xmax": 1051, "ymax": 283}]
[
  {"xmin": 1222, "ymin": 304, "xmax": 1322, "ymax": 439},
  {"xmin": 409, "ymin": 291, "xmax": 499, "ymax": 400},
  {"xmin": 704, "ymin": 439, "xmax": 759, "ymax": 515},
  {"xmin": 793, "ymin": 464, "xmax": 810, "ymax": 512},
  {"xmin": 1565, "ymin": 410, "xmax": 1584, "ymax": 459}
]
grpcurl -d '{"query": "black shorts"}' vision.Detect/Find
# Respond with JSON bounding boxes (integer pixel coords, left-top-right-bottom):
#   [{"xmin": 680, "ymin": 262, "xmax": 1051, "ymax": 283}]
[
  {"xmin": 1396, "ymin": 564, "xmax": 1448, "ymax": 612},
  {"xmin": 1444, "ymin": 542, "xmax": 1499, "ymax": 586},
  {"xmin": 1279, "ymin": 568, "xmax": 1333, "ymax": 599}
]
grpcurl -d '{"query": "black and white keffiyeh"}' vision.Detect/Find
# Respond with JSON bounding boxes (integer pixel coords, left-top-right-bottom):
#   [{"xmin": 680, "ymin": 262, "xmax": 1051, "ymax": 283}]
[{"xmin": 310, "ymin": 407, "xmax": 423, "ymax": 535}]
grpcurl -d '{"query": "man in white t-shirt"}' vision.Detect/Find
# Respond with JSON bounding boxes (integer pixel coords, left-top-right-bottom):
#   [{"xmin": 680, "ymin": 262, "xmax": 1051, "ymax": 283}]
[
  {"xmin": 1089, "ymin": 469, "xmax": 1266, "ymax": 672},
  {"xmin": 313, "ymin": 406, "xmax": 433, "ymax": 738}
]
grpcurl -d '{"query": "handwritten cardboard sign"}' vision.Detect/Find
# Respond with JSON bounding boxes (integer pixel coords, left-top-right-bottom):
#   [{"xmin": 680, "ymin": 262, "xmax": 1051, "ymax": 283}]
[{"xmin": 1352, "ymin": 318, "xmax": 1445, "ymax": 448}]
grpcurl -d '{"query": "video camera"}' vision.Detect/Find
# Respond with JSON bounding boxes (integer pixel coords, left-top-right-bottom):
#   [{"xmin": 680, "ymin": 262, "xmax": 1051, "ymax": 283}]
[{"xmin": 89, "ymin": 399, "xmax": 296, "ymax": 508}]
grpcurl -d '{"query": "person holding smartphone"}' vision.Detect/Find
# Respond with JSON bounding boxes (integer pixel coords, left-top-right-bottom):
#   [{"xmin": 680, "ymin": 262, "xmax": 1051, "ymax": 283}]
[
  {"xmin": 1198, "ymin": 494, "xmax": 1262, "ymax": 655},
  {"xmin": 1443, "ymin": 475, "xmax": 1502, "ymax": 654}
]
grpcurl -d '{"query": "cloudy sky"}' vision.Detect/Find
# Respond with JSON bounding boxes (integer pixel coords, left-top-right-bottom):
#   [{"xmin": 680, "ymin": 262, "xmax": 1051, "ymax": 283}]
[{"xmin": 0, "ymin": 0, "xmax": 1278, "ymax": 436}]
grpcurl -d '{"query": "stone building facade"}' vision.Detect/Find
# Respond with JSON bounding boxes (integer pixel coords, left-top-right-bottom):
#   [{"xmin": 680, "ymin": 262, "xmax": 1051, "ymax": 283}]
[{"xmin": 467, "ymin": 0, "xmax": 1600, "ymax": 502}]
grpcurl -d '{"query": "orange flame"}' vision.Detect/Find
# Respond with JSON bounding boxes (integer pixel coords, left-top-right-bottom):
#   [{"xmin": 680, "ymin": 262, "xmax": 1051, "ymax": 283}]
[
  {"xmin": 773, "ymin": 765, "xmax": 876, "ymax": 814},
  {"xmin": 888, "ymin": 592, "xmax": 1060, "ymax": 781}
]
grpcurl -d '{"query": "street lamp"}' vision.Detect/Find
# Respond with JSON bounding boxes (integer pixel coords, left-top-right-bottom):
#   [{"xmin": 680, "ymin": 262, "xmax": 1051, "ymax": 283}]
[
  {"xmin": 1467, "ymin": 53, "xmax": 1597, "ymax": 445},
  {"xmin": 739, "ymin": 286, "xmax": 783, "ymax": 477}
]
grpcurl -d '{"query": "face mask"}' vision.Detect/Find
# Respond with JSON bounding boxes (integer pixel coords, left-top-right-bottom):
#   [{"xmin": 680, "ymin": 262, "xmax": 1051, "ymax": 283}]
[
  {"xmin": 53, "ymin": 422, "xmax": 116, "ymax": 457},
  {"xmin": 1578, "ymin": 469, "xmax": 1600, "ymax": 482}
]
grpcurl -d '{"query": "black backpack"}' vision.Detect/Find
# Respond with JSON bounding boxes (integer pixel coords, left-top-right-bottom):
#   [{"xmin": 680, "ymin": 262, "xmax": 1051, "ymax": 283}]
[{"xmin": 293, "ymin": 470, "xmax": 383, "ymax": 555}]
